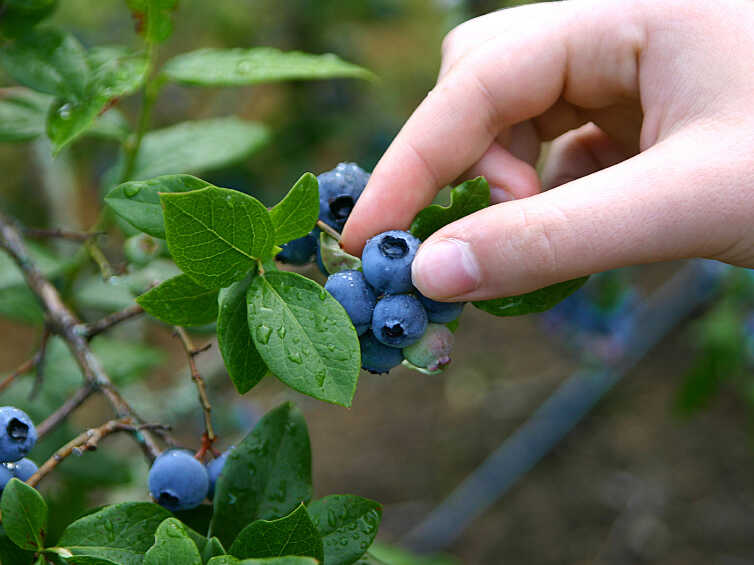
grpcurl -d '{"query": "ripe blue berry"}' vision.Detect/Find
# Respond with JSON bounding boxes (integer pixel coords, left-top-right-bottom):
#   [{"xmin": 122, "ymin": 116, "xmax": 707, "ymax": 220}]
[
  {"xmin": 148, "ymin": 450, "xmax": 209, "ymax": 511},
  {"xmin": 276, "ymin": 233, "xmax": 317, "ymax": 265},
  {"xmin": 0, "ymin": 465, "xmax": 12, "ymax": 492},
  {"xmin": 418, "ymin": 294, "xmax": 465, "ymax": 323},
  {"xmin": 9, "ymin": 458, "xmax": 37, "ymax": 481},
  {"xmin": 318, "ymin": 163, "xmax": 370, "ymax": 231},
  {"xmin": 0, "ymin": 407, "xmax": 37, "ymax": 463},
  {"xmin": 325, "ymin": 270, "xmax": 377, "ymax": 335},
  {"xmin": 360, "ymin": 332, "xmax": 404, "ymax": 374},
  {"xmin": 206, "ymin": 448, "xmax": 232, "ymax": 499},
  {"xmin": 362, "ymin": 230, "xmax": 421, "ymax": 294},
  {"xmin": 403, "ymin": 324, "xmax": 454, "ymax": 372},
  {"xmin": 371, "ymin": 294, "xmax": 428, "ymax": 348}
]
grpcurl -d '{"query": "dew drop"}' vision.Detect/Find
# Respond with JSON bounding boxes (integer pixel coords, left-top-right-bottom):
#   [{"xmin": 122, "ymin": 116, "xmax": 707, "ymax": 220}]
[
  {"xmin": 123, "ymin": 184, "xmax": 140, "ymax": 198},
  {"xmin": 277, "ymin": 326, "xmax": 286, "ymax": 338},
  {"xmin": 287, "ymin": 351, "xmax": 302, "ymax": 364},
  {"xmin": 256, "ymin": 325, "xmax": 272, "ymax": 344},
  {"xmin": 57, "ymin": 102, "xmax": 73, "ymax": 120}
]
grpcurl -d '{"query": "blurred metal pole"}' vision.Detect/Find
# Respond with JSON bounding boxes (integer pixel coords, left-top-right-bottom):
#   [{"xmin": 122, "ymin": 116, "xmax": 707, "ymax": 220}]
[{"xmin": 403, "ymin": 260, "xmax": 726, "ymax": 553}]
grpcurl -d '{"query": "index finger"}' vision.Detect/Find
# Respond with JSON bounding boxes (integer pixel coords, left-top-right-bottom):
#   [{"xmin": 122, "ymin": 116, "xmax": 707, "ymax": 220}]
[{"xmin": 341, "ymin": 0, "xmax": 646, "ymax": 254}]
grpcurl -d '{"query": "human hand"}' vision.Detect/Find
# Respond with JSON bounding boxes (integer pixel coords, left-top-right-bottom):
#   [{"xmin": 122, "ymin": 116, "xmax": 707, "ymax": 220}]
[{"xmin": 341, "ymin": 0, "xmax": 754, "ymax": 301}]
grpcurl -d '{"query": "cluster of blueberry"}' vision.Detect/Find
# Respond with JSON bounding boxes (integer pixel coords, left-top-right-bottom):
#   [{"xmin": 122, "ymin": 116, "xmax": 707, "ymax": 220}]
[
  {"xmin": 0, "ymin": 407, "xmax": 38, "ymax": 489},
  {"xmin": 148, "ymin": 447, "xmax": 232, "ymax": 511},
  {"xmin": 276, "ymin": 162, "xmax": 371, "ymax": 267},
  {"xmin": 276, "ymin": 162, "xmax": 463, "ymax": 374},
  {"xmin": 328, "ymin": 230, "xmax": 462, "ymax": 374}
]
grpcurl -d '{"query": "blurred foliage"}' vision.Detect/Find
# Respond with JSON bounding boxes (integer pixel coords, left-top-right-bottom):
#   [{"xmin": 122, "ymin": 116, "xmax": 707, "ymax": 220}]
[{"xmin": 677, "ymin": 267, "xmax": 754, "ymax": 415}]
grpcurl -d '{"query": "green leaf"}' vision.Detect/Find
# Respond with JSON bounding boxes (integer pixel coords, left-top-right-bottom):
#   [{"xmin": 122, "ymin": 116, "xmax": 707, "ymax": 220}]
[
  {"xmin": 128, "ymin": 118, "xmax": 270, "ymax": 180},
  {"xmin": 0, "ymin": 88, "xmax": 50, "ymax": 142},
  {"xmin": 368, "ymin": 542, "xmax": 460, "ymax": 565},
  {"xmin": 163, "ymin": 47, "xmax": 374, "ymax": 86},
  {"xmin": 47, "ymin": 46, "xmax": 148, "ymax": 152},
  {"xmin": 0, "ymin": 0, "xmax": 58, "ymax": 37},
  {"xmin": 162, "ymin": 185, "xmax": 274, "ymax": 288},
  {"xmin": 0, "ymin": 525, "xmax": 34, "ymax": 565},
  {"xmin": 144, "ymin": 518, "xmax": 202, "ymax": 565},
  {"xmin": 308, "ymin": 495, "xmax": 382, "ymax": 565},
  {"xmin": 62, "ymin": 556, "xmax": 120, "ymax": 565},
  {"xmin": 202, "ymin": 537, "xmax": 226, "ymax": 563},
  {"xmin": 217, "ymin": 274, "xmax": 267, "ymax": 394},
  {"xmin": 0, "ymin": 479, "xmax": 47, "ymax": 551},
  {"xmin": 209, "ymin": 402, "xmax": 312, "ymax": 548},
  {"xmin": 229, "ymin": 504, "xmax": 323, "ymax": 563},
  {"xmin": 410, "ymin": 177, "xmax": 490, "ymax": 241},
  {"xmin": 87, "ymin": 107, "xmax": 131, "ymax": 141},
  {"xmin": 0, "ymin": 28, "xmax": 89, "ymax": 98},
  {"xmin": 57, "ymin": 502, "xmax": 171, "ymax": 565},
  {"xmin": 106, "ymin": 174, "xmax": 211, "ymax": 239},
  {"xmin": 319, "ymin": 232, "xmax": 361, "ymax": 274},
  {"xmin": 269, "ymin": 173, "xmax": 319, "ymax": 246},
  {"xmin": 247, "ymin": 271, "xmax": 360, "ymax": 406},
  {"xmin": 472, "ymin": 277, "xmax": 589, "ymax": 317},
  {"xmin": 136, "ymin": 273, "xmax": 219, "ymax": 326},
  {"xmin": 208, "ymin": 557, "xmax": 317, "ymax": 565}
]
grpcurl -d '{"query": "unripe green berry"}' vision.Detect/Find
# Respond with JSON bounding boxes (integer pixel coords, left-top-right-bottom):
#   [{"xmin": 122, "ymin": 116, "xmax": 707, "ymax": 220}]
[
  {"xmin": 403, "ymin": 323, "xmax": 454, "ymax": 372},
  {"xmin": 124, "ymin": 233, "xmax": 165, "ymax": 266}
]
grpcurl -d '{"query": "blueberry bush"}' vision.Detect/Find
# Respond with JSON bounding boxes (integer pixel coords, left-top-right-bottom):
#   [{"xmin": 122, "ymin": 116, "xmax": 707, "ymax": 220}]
[{"xmin": 0, "ymin": 2, "xmax": 587, "ymax": 564}]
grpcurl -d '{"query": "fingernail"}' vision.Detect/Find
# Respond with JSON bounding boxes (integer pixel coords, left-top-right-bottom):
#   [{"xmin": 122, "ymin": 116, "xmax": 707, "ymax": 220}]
[
  {"xmin": 412, "ymin": 238, "xmax": 481, "ymax": 298},
  {"xmin": 490, "ymin": 186, "xmax": 515, "ymax": 203}
]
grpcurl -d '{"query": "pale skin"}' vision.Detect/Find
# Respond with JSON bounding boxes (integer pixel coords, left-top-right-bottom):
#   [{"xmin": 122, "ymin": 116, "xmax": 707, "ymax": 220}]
[{"xmin": 341, "ymin": 0, "xmax": 754, "ymax": 302}]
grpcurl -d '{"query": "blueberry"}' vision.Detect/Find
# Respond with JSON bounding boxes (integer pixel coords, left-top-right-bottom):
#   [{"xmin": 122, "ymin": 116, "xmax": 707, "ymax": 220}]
[
  {"xmin": 206, "ymin": 448, "xmax": 232, "ymax": 499},
  {"xmin": 9, "ymin": 458, "xmax": 37, "ymax": 481},
  {"xmin": 276, "ymin": 233, "xmax": 317, "ymax": 265},
  {"xmin": 362, "ymin": 230, "xmax": 421, "ymax": 294},
  {"xmin": 371, "ymin": 294, "xmax": 428, "ymax": 348},
  {"xmin": 148, "ymin": 449, "xmax": 209, "ymax": 511},
  {"xmin": 360, "ymin": 332, "xmax": 404, "ymax": 374},
  {"xmin": 0, "ymin": 464, "xmax": 12, "ymax": 492},
  {"xmin": 0, "ymin": 407, "xmax": 37, "ymax": 463},
  {"xmin": 417, "ymin": 294, "xmax": 465, "ymax": 323},
  {"xmin": 317, "ymin": 163, "xmax": 370, "ymax": 231},
  {"xmin": 403, "ymin": 324, "xmax": 454, "ymax": 372},
  {"xmin": 325, "ymin": 270, "xmax": 377, "ymax": 335}
]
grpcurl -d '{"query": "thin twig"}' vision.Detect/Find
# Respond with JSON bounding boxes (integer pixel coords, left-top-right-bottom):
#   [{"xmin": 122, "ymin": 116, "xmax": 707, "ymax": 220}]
[
  {"xmin": 36, "ymin": 385, "xmax": 97, "ymax": 439},
  {"xmin": 85, "ymin": 238, "xmax": 113, "ymax": 280},
  {"xmin": 29, "ymin": 327, "xmax": 51, "ymax": 401},
  {"xmin": 0, "ymin": 357, "xmax": 35, "ymax": 394},
  {"xmin": 82, "ymin": 304, "xmax": 145, "ymax": 339},
  {"xmin": 316, "ymin": 220, "xmax": 342, "ymax": 243},
  {"xmin": 23, "ymin": 227, "xmax": 104, "ymax": 242},
  {"xmin": 174, "ymin": 327, "xmax": 215, "ymax": 444},
  {"xmin": 27, "ymin": 419, "xmax": 169, "ymax": 487},
  {"xmin": 0, "ymin": 212, "xmax": 160, "ymax": 461}
]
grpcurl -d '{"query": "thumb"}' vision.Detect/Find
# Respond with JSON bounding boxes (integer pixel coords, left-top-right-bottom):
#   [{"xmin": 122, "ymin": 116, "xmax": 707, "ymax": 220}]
[{"xmin": 411, "ymin": 132, "xmax": 746, "ymax": 301}]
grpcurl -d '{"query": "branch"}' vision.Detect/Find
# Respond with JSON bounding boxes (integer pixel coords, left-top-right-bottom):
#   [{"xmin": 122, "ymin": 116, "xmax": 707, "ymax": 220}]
[
  {"xmin": 29, "ymin": 327, "xmax": 51, "ymax": 400},
  {"xmin": 26, "ymin": 419, "xmax": 170, "ymax": 487},
  {"xmin": 36, "ymin": 385, "xmax": 97, "ymax": 439},
  {"xmin": 174, "ymin": 327, "xmax": 215, "ymax": 444},
  {"xmin": 22, "ymin": 227, "xmax": 104, "ymax": 242},
  {"xmin": 316, "ymin": 220, "xmax": 342, "ymax": 243},
  {"xmin": 83, "ymin": 304, "xmax": 145, "ymax": 339},
  {"xmin": 0, "ymin": 328, "xmax": 51, "ymax": 396},
  {"xmin": 0, "ymin": 212, "xmax": 160, "ymax": 461}
]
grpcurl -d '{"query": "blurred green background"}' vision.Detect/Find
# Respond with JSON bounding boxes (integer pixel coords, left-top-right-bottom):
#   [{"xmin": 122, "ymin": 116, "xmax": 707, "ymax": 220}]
[{"xmin": 2, "ymin": 1, "xmax": 754, "ymax": 564}]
